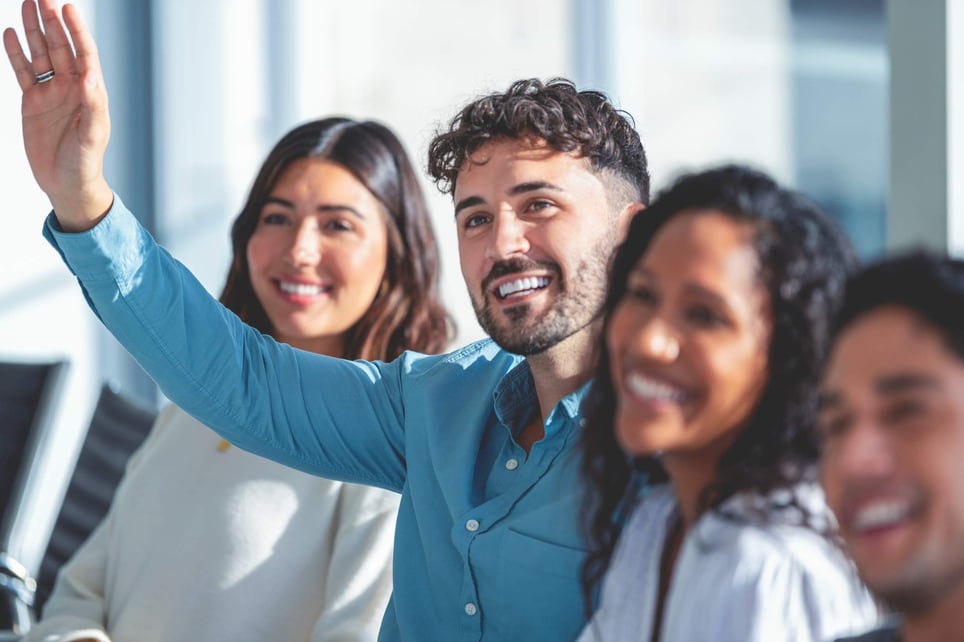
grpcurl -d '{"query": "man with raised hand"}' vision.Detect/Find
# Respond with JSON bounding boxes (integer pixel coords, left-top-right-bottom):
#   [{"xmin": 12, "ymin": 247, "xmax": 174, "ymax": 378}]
[
  {"xmin": 4, "ymin": 1, "xmax": 648, "ymax": 639},
  {"xmin": 819, "ymin": 252, "xmax": 964, "ymax": 642}
]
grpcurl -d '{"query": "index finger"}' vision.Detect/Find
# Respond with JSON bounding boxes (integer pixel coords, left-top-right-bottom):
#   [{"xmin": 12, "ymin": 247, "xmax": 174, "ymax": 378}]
[
  {"xmin": 61, "ymin": 3, "xmax": 99, "ymax": 79},
  {"xmin": 2, "ymin": 27, "xmax": 34, "ymax": 92}
]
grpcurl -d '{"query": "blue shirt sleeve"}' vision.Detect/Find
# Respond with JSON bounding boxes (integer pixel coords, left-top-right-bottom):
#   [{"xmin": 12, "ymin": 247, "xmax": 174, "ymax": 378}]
[{"xmin": 44, "ymin": 196, "xmax": 407, "ymax": 492}]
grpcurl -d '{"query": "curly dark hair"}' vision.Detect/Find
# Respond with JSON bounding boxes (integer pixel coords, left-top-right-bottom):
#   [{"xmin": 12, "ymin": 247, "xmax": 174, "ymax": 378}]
[
  {"xmin": 220, "ymin": 117, "xmax": 451, "ymax": 361},
  {"xmin": 831, "ymin": 250, "xmax": 964, "ymax": 361},
  {"xmin": 579, "ymin": 164, "xmax": 858, "ymax": 613},
  {"xmin": 427, "ymin": 78, "xmax": 649, "ymax": 205}
]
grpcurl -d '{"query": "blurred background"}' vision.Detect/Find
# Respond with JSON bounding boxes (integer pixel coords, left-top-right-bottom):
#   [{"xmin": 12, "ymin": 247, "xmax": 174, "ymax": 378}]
[{"xmin": 0, "ymin": 0, "xmax": 961, "ymax": 571}]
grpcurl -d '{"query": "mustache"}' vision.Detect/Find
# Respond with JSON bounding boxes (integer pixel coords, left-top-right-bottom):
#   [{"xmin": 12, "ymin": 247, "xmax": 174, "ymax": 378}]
[{"xmin": 481, "ymin": 258, "xmax": 561, "ymax": 293}]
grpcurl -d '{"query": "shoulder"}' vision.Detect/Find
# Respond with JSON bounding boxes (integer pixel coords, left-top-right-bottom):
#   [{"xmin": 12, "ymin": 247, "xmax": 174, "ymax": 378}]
[
  {"xmin": 605, "ymin": 485, "xmax": 676, "ymax": 581},
  {"xmin": 394, "ymin": 338, "xmax": 522, "ymax": 379},
  {"xmin": 680, "ymin": 487, "xmax": 879, "ymax": 639}
]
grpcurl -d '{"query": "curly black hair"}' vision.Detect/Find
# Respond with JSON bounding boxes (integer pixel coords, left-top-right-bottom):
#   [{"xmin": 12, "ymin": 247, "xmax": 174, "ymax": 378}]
[
  {"xmin": 579, "ymin": 164, "xmax": 858, "ymax": 613},
  {"xmin": 831, "ymin": 250, "xmax": 964, "ymax": 360},
  {"xmin": 427, "ymin": 78, "xmax": 649, "ymax": 205}
]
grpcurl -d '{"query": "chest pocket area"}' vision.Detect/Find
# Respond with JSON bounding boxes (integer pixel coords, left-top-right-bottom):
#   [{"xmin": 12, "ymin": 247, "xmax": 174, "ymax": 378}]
[{"xmin": 490, "ymin": 528, "xmax": 587, "ymax": 639}]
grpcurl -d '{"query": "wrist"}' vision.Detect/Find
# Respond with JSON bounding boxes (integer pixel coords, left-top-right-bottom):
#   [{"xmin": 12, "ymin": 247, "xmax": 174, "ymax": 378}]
[{"xmin": 50, "ymin": 178, "xmax": 115, "ymax": 232}]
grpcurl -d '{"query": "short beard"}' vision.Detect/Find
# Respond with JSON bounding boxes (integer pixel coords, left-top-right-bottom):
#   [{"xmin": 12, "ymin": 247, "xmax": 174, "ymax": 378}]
[
  {"xmin": 874, "ymin": 556, "xmax": 964, "ymax": 616},
  {"xmin": 473, "ymin": 242, "xmax": 612, "ymax": 356}
]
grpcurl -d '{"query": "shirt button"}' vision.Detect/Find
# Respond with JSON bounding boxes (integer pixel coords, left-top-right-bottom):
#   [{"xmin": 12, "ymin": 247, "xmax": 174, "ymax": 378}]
[
  {"xmin": 465, "ymin": 602, "xmax": 478, "ymax": 616},
  {"xmin": 465, "ymin": 519, "xmax": 480, "ymax": 532},
  {"xmin": 504, "ymin": 458, "xmax": 519, "ymax": 471},
  {"xmin": 579, "ymin": 418, "xmax": 587, "ymax": 427}
]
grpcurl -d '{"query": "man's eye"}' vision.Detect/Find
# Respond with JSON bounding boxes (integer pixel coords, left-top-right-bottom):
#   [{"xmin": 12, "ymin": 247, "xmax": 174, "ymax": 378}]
[
  {"xmin": 817, "ymin": 414, "xmax": 850, "ymax": 443},
  {"xmin": 463, "ymin": 214, "xmax": 490, "ymax": 229},
  {"xmin": 883, "ymin": 399, "xmax": 927, "ymax": 426},
  {"xmin": 525, "ymin": 200, "xmax": 553, "ymax": 213}
]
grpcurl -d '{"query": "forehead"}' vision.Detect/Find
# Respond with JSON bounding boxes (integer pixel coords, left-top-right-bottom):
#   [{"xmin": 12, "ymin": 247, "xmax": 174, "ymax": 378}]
[
  {"xmin": 824, "ymin": 306, "xmax": 962, "ymax": 393},
  {"xmin": 639, "ymin": 210, "xmax": 759, "ymax": 287},
  {"xmin": 270, "ymin": 158, "xmax": 382, "ymax": 207},
  {"xmin": 453, "ymin": 137, "xmax": 595, "ymax": 199}
]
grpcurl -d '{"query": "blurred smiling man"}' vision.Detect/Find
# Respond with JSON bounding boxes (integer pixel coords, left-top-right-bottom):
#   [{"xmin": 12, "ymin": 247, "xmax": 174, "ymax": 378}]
[{"xmin": 819, "ymin": 251, "xmax": 964, "ymax": 642}]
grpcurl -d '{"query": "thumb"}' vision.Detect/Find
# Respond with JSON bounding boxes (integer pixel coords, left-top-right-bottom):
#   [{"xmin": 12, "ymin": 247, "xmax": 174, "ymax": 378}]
[{"xmin": 78, "ymin": 67, "xmax": 110, "ymax": 148}]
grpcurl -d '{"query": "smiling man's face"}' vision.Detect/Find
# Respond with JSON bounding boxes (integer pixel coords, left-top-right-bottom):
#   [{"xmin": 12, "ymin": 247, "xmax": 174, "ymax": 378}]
[
  {"xmin": 819, "ymin": 305, "xmax": 964, "ymax": 614},
  {"xmin": 453, "ymin": 137, "xmax": 631, "ymax": 356}
]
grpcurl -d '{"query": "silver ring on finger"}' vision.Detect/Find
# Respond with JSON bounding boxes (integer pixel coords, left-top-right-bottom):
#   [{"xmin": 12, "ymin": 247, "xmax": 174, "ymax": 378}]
[{"xmin": 34, "ymin": 69, "xmax": 55, "ymax": 84}]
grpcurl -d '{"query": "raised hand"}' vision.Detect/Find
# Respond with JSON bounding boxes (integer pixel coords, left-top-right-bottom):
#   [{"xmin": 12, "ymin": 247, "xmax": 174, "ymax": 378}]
[{"xmin": 3, "ymin": 0, "xmax": 113, "ymax": 231}]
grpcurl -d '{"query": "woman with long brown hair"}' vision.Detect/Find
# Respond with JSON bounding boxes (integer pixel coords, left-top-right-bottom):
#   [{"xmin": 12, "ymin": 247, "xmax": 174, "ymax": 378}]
[{"xmin": 26, "ymin": 118, "xmax": 450, "ymax": 642}]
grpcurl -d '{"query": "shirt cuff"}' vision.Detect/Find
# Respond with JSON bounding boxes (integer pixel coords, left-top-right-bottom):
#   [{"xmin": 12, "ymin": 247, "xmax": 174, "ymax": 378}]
[{"xmin": 42, "ymin": 194, "xmax": 150, "ymax": 288}]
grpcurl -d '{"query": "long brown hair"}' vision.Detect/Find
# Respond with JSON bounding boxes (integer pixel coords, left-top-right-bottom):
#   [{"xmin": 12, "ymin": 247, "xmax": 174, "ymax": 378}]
[{"xmin": 219, "ymin": 118, "xmax": 451, "ymax": 360}]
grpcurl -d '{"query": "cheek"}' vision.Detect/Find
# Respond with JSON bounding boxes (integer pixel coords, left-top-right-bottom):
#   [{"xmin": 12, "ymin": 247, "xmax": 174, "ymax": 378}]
[
  {"xmin": 701, "ymin": 339, "xmax": 768, "ymax": 417},
  {"xmin": 332, "ymin": 238, "xmax": 388, "ymax": 292},
  {"xmin": 245, "ymin": 235, "xmax": 274, "ymax": 272}
]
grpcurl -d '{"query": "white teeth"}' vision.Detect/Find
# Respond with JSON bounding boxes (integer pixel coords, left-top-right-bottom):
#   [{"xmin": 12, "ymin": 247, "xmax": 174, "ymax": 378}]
[
  {"xmin": 852, "ymin": 501, "xmax": 911, "ymax": 533},
  {"xmin": 625, "ymin": 373, "xmax": 688, "ymax": 403},
  {"xmin": 498, "ymin": 277, "xmax": 549, "ymax": 299},
  {"xmin": 279, "ymin": 281, "xmax": 324, "ymax": 296}
]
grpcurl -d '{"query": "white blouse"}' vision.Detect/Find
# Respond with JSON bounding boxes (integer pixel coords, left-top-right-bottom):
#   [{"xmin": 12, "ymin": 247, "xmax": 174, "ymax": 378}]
[{"xmin": 579, "ymin": 483, "xmax": 880, "ymax": 642}]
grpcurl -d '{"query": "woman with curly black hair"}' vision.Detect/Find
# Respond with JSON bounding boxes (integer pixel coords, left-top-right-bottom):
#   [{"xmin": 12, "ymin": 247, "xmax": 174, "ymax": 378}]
[{"xmin": 578, "ymin": 165, "xmax": 880, "ymax": 641}]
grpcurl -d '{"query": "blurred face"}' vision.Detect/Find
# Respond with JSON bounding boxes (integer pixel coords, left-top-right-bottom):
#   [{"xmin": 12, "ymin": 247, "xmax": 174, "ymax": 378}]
[
  {"xmin": 819, "ymin": 306, "xmax": 964, "ymax": 614},
  {"xmin": 247, "ymin": 158, "xmax": 389, "ymax": 355},
  {"xmin": 454, "ymin": 137, "xmax": 633, "ymax": 355},
  {"xmin": 607, "ymin": 210, "xmax": 771, "ymax": 474}
]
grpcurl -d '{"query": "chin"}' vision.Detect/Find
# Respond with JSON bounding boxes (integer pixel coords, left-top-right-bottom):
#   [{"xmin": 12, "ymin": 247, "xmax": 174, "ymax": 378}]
[{"xmin": 615, "ymin": 426, "xmax": 664, "ymax": 458}]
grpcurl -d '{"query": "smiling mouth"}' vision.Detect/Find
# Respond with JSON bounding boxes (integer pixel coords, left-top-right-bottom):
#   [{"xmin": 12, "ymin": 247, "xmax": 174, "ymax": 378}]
[
  {"xmin": 849, "ymin": 499, "xmax": 917, "ymax": 535},
  {"xmin": 277, "ymin": 280, "xmax": 330, "ymax": 297},
  {"xmin": 624, "ymin": 372, "xmax": 692, "ymax": 405},
  {"xmin": 495, "ymin": 276, "xmax": 551, "ymax": 301}
]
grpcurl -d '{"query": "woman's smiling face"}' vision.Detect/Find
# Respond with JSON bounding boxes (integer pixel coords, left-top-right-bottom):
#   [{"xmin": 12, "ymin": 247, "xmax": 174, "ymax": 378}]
[
  {"xmin": 246, "ymin": 158, "xmax": 389, "ymax": 356},
  {"xmin": 607, "ymin": 209, "xmax": 772, "ymax": 470}
]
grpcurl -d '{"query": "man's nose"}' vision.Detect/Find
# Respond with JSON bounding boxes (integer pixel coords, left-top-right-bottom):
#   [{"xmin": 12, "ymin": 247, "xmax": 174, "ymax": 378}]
[
  {"xmin": 485, "ymin": 212, "xmax": 530, "ymax": 261},
  {"xmin": 828, "ymin": 420, "xmax": 897, "ymax": 482}
]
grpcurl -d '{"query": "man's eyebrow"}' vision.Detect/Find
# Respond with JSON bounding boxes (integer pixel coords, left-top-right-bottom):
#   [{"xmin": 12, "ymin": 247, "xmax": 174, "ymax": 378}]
[
  {"xmin": 263, "ymin": 197, "xmax": 365, "ymax": 219},
  {"xmin": 508, "ymin": 181, "xmax": 564, "ymax": 196},
  {"xmin": 454, "ymin": 181, "xmax": 565, "ymax": 217},
  {"xmin": 454, "ymin": 196, "xmax": 484, "ymax": 217},
  {"xmin": 876, "ymin": 372, "xmax": 941, "ymax": 395}
]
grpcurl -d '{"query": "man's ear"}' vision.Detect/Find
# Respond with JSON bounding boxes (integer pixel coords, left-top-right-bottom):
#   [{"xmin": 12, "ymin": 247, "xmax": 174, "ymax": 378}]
[{"xmin": 616, "ymin": 202, "xmax": 645, "ymax": 241}]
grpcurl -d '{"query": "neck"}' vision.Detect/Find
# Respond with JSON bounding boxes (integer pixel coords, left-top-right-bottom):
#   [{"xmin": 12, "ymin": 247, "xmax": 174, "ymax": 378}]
[
  {"xmin": 525, "ymin": 322, "xmax": 598, "ymax": 423},
  {"xmin": 279, "ymin": 334, "xmax": 345, "ymax": 358},
  {"xmin": 903, "ymin": 581, "xmax": 964, "ymax": 642},
  {"xmin": 661, "ymin": 454, "xmax": 719, "ymax": 530}
]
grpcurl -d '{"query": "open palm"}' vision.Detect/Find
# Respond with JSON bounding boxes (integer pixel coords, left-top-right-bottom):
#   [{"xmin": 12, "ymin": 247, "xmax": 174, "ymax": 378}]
[{"xmin": 3, "ymin": 0, "xmax": 112, "ymax": 230}]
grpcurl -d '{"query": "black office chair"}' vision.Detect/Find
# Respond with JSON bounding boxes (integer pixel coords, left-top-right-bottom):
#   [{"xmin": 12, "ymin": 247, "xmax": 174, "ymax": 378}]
[
  {"xmin": 0, "ymin": 383, "xmax": 157, "ymax": 636},
  {"xmin": 0, "ymin": 359, "xmax": 70, "ymax": 635},
  {"xmin": 32, "ymin": 385, "xmax": 158, "ymax": 617}
]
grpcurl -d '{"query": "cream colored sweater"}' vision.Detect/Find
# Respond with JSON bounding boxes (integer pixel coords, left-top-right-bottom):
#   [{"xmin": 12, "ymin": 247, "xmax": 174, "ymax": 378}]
[{"xmin": 25, "ymin": 404, "xmax": 399, "ymax": 642}]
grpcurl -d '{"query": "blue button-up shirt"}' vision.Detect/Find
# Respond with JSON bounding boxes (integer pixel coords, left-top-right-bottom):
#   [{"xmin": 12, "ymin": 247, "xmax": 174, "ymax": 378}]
[{"xmin": 45, "ymin": 198, "xmax": 592, "ymax": 641}]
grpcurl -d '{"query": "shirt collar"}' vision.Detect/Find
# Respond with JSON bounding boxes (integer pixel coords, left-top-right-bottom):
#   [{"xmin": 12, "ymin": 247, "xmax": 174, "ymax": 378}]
[{"xmin": 492, "ymin": 360, "xmax": 592, "ymax": 436}]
